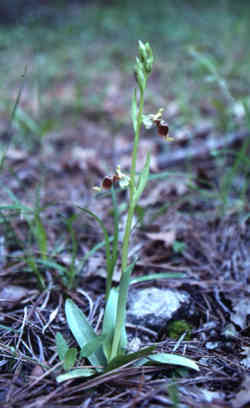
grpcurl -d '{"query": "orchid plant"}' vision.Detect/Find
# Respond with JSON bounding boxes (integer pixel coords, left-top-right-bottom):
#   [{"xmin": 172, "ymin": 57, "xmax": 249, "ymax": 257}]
[{"xmin": 56, "ymin": 41, "xmax": 199, "ymax": 382}]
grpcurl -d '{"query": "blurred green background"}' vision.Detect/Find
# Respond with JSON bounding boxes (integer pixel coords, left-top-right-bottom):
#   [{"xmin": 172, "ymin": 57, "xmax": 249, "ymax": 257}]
[{"xmin": 1, "ymin": 0, "xmax": 249, "ymax": 120}]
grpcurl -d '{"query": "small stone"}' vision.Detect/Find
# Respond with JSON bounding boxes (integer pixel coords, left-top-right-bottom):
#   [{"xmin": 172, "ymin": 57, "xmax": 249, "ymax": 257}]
[
  {"xmin": 128, "ymin": 337, "xmax": 142, "ymax": 353},
  {"xmin": 205, "ymin": 341, "xmax": 221, "ymax": 350},
  {"xmin": 127, "ymin": 287, "xmax": 190, "ymax": 331},
  {"xmin": 0, "ymin": 285, "xmax": 30, "ymax": 310}
]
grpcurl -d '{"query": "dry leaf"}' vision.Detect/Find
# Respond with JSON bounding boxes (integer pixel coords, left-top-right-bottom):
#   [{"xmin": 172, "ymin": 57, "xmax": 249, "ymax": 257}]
[{"xmin": 146, "ymin": 229, "xmax": 176, "ymax": 247}]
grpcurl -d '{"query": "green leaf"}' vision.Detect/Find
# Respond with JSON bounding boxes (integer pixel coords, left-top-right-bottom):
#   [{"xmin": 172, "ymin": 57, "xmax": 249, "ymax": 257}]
[
  {"xmin": 110, "ymin": 261, "xmax": 136, "ymax": 360},
  {"xmin": 106, "ymin": 346, "xmax": 155, "ymax": 371},
  {"xmin": 15, "ymin": 107, "xmax": 42, "ymax": 136},
  {"xmin": 130, "ymin": 272, "xmax": 185, "ymax": 285},
  {"xmin": 173, "ymin": 240, "xmax": 186, "ymax": 254},
  {"xmin": 56, "ymin": 333, "xmax": 69, "ymax": 362},
  {"xmin": 64, "ymin": 347, "xmax": 77, "ymax": 371},
  {"xmin": 65, "ymin": 214, "xmax": 78, "ymax": 289},
  {"xmin": 26, "ymin": 255, "xmax": 45, "ymax": 290},
  {"xmin": 56, "ymin": 368, "xmax": 95, "ymax": 383},
  {"xmin": 80, "ymin": 238, "xmax": 112, "ymax": 266},
  {"xmin": 133, "ymin": 152, "xmax": 150, "ymax": 205},
  {"xmin": 80, "ymin": 335, "xmax": 107, "ymax": 358},
  {"xmin": 10, "ymin": 65, "xmax": 27, "ymax": 123},
  {"xmin": 189, "ymin": 46, "xmax": 217, "ymax": 76},
  {"xmin": 135, "ymin": 59, "xmax": 146, "ymax": 92},
  {"xmin": 149, "ymin": 170, "xmax": 190, "ymax": 181},
  {"xmin": 33, "ymin": 214, "xmax": 47, "ymax": 260},
  {"xmin": 4, "ymin": 189, "xmax": 32, "ymax": 212},
  {"xmin": 131, "ymin": 88, "xmax": 138, "ymax": 132},
  {"xmin": 148, "ymin": 353, "xmax": 199, "ymax": 371},
  {"xmin": 37, "ymin": 259, "xmax": 67, "ymax": 275},
  {"xmin": 65, "ymin": 299, "xmax": 106, "ymax": 372},
  {"xmin": 102, "ymin": 287, "xmax": 119, "ymax": 360}
]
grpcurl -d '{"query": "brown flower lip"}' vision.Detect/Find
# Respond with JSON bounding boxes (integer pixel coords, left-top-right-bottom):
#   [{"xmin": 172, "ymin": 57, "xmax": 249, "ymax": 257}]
[
  {"xmin": 154, "ymin": 119, "xmax": 169, "ymax": 137},
  {"xmin": 101, "ymin": 174, "xmax": 121, "ymax": 190},
  {"xmin": 102, "ymin": 176, "xmax": 114, "ymax": 190},
  {"xmin": 93, "ymin": 166, "xmax": 130, "ymax": 192}
]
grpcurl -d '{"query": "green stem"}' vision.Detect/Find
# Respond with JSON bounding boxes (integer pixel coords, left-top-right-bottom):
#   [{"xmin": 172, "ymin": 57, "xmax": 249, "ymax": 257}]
[
  {"xmin": 111, "ymin": 86, "xmax": 147, "ymax": 360},
  {"xmin": 106, "ymin": 186, "xmax": 119, "ymax": 300},
  {"xmin": 121, "ymin": 88, "xmax": 145, "ymax": 275}
]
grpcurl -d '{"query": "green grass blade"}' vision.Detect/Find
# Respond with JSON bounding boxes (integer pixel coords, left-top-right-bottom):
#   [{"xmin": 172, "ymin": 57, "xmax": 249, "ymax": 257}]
[
  {"xmin": 0, "ymin": 205, "xmax": 31, "ymax": 212},
  {"xmin": 149, "ymin": 171, "xmax": 190, "ymax": 181},
  {"xmin": 15, "ymin": 107, "xmax": 42, "ymax": 136},
  {"xmin": 33, "ymin": 214, "xmax": 47, "ymax": 260},
  {"xmin": 10, "ymin": 65, "xmax": 28, "ymax": 123},
  {"xmin": 26, "ymin": 255, "xmax": 45, "ymax": 290},
  {"xmin": 4, "ymin": 188, "xmax": 32, "ymax": 212},
  {"xmin": 130, "ymin": 272, "xmax": 185, "ymax": 285},
  {"xmin": 65, "ymin": 299, "xmax": 106, "ymax": 372},
  {"xmin": 79, "ymin": 236, "xmax": 113, "ymax": 268},
  {"xmin": 65, "ymin": 215, "xmax": 78, "ymax": 289},
  {"xmin": 106, "ymin": 345, "xmax": 155, "ymax": 371},
  {"xmin": 148, "ymin": 353, "xmax": 199, "ymax": 371},
  {"xmin": 37, "ymin": 258, "xmax": 67, "ymax": 275}
]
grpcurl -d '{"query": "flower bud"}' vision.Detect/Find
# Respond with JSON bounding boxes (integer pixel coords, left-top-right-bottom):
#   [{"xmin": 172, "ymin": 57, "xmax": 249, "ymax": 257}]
[
  {"xmin": 138, "ymin": 41, "xmax": 154, "ymax": 74},
  {"xmin": 144, "ymin": 42, "xmax": 154, "ymax": 73},
  {"xmin": 134, "ymin": 62, "xmax": 146, "ymax": 91},
  {"xmin": 138, "ymin": 40, "xmax": 148, "ymax": 64}
]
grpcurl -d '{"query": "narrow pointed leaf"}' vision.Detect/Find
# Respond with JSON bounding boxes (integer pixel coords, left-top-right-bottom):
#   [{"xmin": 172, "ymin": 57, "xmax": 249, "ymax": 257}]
[
  {"xmin": 56, "ymin": 368, "xmax": 95, "ymax": 383},
  {"xmin": 37, "ymin": 259, "xmax": 67, "ymax": 275},
  {"xmin": 106, "ymin": 346, "xmax": 155, "ymax": 371},
  {"xmin": 130, "ymin": 272, "xmax": 185, "ymax": 285},
  {"xmin": 148, "ymin": 353, "xmax": 199, "ymax": 371}
]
